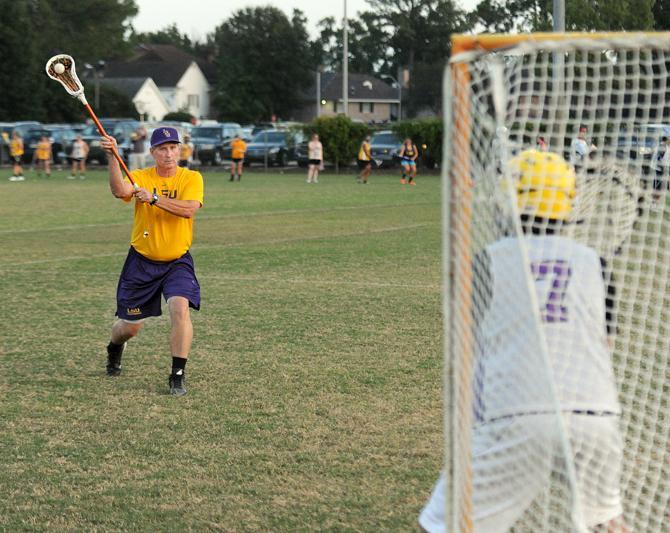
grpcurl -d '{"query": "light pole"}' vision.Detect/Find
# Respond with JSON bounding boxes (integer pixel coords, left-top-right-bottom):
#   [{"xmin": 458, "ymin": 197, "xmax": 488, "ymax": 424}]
[
  {"xmin": 553, "ymin": 0, "xmax": 565, "ymax": 31},
  {"xmin": 381, "ymin": 74, "xmax": 402, "ymax": 121},
  {"xmin": 342, "ymin": 0, "xmax": 348, "ymax": 116},
  {"xmin": 316, "ymin": 67, "xmax": 322, "ymax": 118},
  {"xmin": 84, "ymin": 60, "xmax": 106, "ymax": 109}
]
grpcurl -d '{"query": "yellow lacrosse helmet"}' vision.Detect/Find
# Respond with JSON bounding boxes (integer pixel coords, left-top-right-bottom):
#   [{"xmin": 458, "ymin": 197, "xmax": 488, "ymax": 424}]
[{"xmin": 507, "ymin": 149, "xmax": 576, "ymax": 221}]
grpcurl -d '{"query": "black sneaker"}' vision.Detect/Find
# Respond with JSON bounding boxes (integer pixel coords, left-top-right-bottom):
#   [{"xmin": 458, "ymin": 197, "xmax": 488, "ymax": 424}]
[
  {"xmin": 106, "ymin": 342, "xmax": 125, "ymax": 376},
  {"xmin": 169, "ymin": 370, "xmax": 187, "ymax": 396}
]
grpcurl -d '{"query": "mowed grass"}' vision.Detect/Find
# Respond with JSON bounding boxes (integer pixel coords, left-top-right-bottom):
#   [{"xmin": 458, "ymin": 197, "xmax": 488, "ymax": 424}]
[{"xmin": 0, "ymin": 168, "xmax": 442, "ymax": 531}]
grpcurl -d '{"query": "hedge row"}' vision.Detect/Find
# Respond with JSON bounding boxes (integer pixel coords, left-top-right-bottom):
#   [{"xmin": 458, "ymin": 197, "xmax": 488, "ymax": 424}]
[{"xmin": 302, "ymin": 115, "xmax": 443, "ymax": 170}]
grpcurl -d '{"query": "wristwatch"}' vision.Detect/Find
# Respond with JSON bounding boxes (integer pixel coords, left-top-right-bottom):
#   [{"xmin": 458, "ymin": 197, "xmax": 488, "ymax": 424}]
[{"xmin": 150, "ymin": 192, "xmax": 159, "ymax": 205}]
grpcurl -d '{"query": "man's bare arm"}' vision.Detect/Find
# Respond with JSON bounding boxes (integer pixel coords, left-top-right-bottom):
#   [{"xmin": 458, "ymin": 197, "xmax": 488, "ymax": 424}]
[{"xmin": 101, "ymin": 135, "xmax": 134, "ymax": 199}]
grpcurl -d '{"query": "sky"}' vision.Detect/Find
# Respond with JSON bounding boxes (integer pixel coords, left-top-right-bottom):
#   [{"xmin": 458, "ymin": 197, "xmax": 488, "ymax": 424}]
[{"xmin": 132, "ymin": 0, "xmax": 479, "ymax": 41}]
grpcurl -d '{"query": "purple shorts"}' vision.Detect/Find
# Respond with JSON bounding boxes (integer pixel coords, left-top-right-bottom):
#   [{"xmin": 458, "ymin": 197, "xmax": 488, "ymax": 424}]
[{"xmin": 116, "ymin": 247, "xmax": 201, "ymax": 320}]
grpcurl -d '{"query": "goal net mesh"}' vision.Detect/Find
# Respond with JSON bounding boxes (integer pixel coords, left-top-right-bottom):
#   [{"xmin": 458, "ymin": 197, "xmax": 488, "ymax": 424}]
[{"xmin": 443, "ymin": 34, "xmax": 670, "ymax": 532}]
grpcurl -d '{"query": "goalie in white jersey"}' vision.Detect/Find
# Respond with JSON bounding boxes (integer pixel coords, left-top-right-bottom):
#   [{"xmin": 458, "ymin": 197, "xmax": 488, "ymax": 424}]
[{"xmin": 420, "ymin": 150, "xmax": 626, "ymax": 532}]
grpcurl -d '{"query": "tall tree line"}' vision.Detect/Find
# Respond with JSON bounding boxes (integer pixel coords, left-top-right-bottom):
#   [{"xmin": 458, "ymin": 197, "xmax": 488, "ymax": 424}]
[
  {"xmin": 0, "ymin": 0, "xmax": 662, "ymax": 123},
  {"xmin": 0, "ymin": 0, "xmax": 137, "ymax": 122}
]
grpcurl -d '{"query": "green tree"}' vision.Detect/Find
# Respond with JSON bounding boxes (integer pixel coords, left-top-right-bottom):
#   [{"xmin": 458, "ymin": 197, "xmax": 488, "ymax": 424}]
[
  {"xmin": 565, "ymin": 0, "xmax": 653, "ymax": 30},
  {"xmin": 360, "ymin": 0, "xmax": 467, "ymax": 115},
  {"xmin": 313, "ymin": 13, "xmax": 391, "ymax": 74},
  {"xmin": 129, "ymin": 23, "xmax": 194, "ymax": 54},
  {"xmin": 0, "ymin": 1, "xmax": 43, "ymax": 120},
  {"xmin": 469, "ymin": 0, "xmax": 654, "ymax": 32},
  {"xmin": 163, "ymin": 111, "xmax": 195, "ymax": 123},
  {"xmin": 304, "ymin": 115, "xmax": 369, "ymax": 171},
  {"xmin": 653, "ymin": 0, "xmax": 670, "ymax": 29},
  {"xmin": 211, "ymin": 7, "xmax": 315, "ymax": 123},
  {"xmin": 0, "ymin": 0, "xmax": 138, "ymax": 122}
]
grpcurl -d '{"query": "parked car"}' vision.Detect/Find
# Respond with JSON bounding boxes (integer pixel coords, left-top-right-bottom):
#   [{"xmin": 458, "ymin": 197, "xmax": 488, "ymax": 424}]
[
  {"xmin": 11, "ymin": 121, "xmax": 41, "ymax": 138},
  {"xmin": 0, "ymin": 122, "xmax": 14, "ymax": 163},
  {"xmin": 240, "ymin": 125, "xmax": 254, "ymax": 140},
  {"xmin": 20, "ymin": 126, "xmax": 77, "ymax": 165},
  {"xmin": 1, "ymin": 121, "xmax": 43, "ymax": 164},
  {"xmin": 616, "ymin": 123, "xmax": 670, "ymax": 162},
  {"xmin": 80, "ymin": 119, "xmax": 140, "ymax": 164},
  {"xmin": 251, "ymin": 122, "xmax": 276, "ymax": 136},
  {"xmin": 295, "ymin": 140, "xmax": 311, "ymax": 168},
  {"xmin": 244, "ymin": 130, "xmax": 302, "ymax": 167},
  {"xmin": 191, "ymin": 122, "xmax": 242, "ymax": 165},
  {"xmin": 370, "ymin": 130, "xmax": 403, "ymax": 168},
  {"xmin": 151, "ymin": 121, "xmax": 193, "ymax": 139}
]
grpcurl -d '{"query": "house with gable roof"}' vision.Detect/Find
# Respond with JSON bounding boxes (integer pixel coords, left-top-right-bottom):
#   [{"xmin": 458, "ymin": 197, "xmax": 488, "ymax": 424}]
[
  {"xmin": 292, "ymin": 72, "xmax": 402, "ymax": 123},
  {"xmin": 101, "ymin": 44, "xmax": 215, "ymax": 121}
]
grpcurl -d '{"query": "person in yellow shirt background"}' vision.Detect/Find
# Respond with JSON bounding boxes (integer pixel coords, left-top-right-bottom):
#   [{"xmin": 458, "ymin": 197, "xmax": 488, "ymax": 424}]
[
  {"xmin": 229, "ymin": 134, "xmax": 247, "ymax": 182},
  {"xmin": 101, "ymin": 126, "xmax": 204, "ymax": 396},
  {"xmin": 178, "ymin": 134, "xmax": 194, "ymax": 169},
  {"xmin": 357, "ymin": 135, "xmax": 372, "ymax": 184},
  {"xmin": 35, "ymin": 135, "xmax": 53, "ymax": 178},
  {"xmin": 9, "ymin": 131, "xmax": 25, "ymax": 181}
]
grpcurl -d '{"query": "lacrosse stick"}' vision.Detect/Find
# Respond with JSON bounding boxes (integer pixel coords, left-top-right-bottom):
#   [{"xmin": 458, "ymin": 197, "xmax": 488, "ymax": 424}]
[
  {"xmin": 45, "ymin": 54, "xmax": 138, "ymax": 189},
  {"xmin": 566, "ymin": 158, "xmax": 640, "ymax": 261}
]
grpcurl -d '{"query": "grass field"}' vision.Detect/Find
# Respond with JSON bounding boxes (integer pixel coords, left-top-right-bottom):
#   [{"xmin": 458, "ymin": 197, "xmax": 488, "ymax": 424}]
[{"xmin": 0, "ymin": 168, "xmax": 443, "ymax": 531}]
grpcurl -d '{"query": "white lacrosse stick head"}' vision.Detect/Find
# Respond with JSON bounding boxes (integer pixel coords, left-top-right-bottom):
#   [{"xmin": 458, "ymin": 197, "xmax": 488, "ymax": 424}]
[{"xmin": 45, "ymin": 54, "xmax": 88, "ymax": 105}]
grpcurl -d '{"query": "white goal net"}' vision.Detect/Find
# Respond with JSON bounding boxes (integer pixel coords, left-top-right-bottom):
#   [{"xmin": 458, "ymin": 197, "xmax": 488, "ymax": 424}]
[{"xmin": 442, "ymin": 34, "xmax": 670, "ymax": 532}]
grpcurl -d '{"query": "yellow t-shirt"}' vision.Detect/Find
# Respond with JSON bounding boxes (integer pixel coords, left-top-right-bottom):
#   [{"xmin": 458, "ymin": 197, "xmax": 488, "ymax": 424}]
[
  {"xmin": 179, "ymin": 142, "xmax": 193, "ymax": 161},
  {"xmin": 122, "ymin": 166, "xmax": 204, "ymax": 261},
  {"xmin": 36, "ymin": 140, "xmax": 51, "ymax": 160},
  {"xmin": 231, "ymin": 138, "xmax": 247, "ymax": 159},
  {"xmin": 10, "ymin": 138, "xmax": 23, "ymax": 157},
  {"xmin": 358, "ymin": 141, "xmax": 371, "ymax": 161}
]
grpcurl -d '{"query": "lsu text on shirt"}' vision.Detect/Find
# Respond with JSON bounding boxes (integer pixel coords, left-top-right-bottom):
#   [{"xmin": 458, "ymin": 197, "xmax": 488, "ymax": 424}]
[{"xmin": 123, "ymin": 166, "xmax": 204, "ymax": 262}]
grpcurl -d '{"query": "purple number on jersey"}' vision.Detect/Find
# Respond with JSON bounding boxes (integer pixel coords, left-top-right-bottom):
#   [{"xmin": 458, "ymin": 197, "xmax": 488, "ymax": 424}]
[{"xmin": 531, "ymin": 260, "xmax": 572, "ymax": 323}]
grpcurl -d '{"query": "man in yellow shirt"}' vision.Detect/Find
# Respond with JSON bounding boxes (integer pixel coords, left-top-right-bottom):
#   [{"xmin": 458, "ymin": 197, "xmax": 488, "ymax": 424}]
[
  {"xmin": 229, "ymin": 134, "xmax": 247, "ymax": 182},
  {"xmin": 101, "ymin": 126, "xmax": 204, "ymax": 396}
]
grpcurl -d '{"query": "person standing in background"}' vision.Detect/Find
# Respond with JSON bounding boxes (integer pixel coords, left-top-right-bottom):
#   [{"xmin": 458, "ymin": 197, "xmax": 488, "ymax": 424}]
[
  {"xmin": 179, "ymin": 134, "xmax": 194, "ymax": 169},
  {"xmin": 129, "ymin": 126, "xmax": 148, "ymax": 171},
  {"xmin": 69, "ymin": 134, "xmax": 89, "ymax": 179},
  {"xmin": 9, "ymin": 131, "xmax": 25, "ymax": 181},
  {"xmin": 357, "ymin": 135, "xmax": 373, "ymax": 184},
  {"xmin": 229, "ymin": 134, "xmax": 247, "ymax": 182},
  {"xmin": 35, "ymin": 135, "xmax": 53, "ymax": 177},
  {"xmin": 306, "ymin": 133, "xmax": 323, "ymax": 184}
]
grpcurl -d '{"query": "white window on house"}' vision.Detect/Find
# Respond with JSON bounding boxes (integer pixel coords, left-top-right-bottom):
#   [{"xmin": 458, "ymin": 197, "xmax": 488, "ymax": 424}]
[
  {"xmin": 335, "ymin": 101, "xmax": 344, "ymax": 113},
  {"xmin": 188, "ymin": 94, "xmax": 200, "ymax": 109},
  {"xmin": 359, "ymin": 102, "xmax": 374, "ymax": 113}
]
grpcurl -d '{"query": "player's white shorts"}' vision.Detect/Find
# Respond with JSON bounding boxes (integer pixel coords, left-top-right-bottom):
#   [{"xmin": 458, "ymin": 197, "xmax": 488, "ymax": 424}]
[{"xmin": 419, "ymin": 413, "xmax": 623, "ymax": 533}]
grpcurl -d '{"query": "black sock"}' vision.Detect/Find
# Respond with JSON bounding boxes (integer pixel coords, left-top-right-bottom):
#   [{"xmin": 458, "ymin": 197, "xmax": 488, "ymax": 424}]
[
  {"xmin": 172, "ymin": 356, "xmax": 187, "ymax": 373},
  {"xmin": 107, "ymin": 341, "xmax": 124, "ymax": 355}
]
